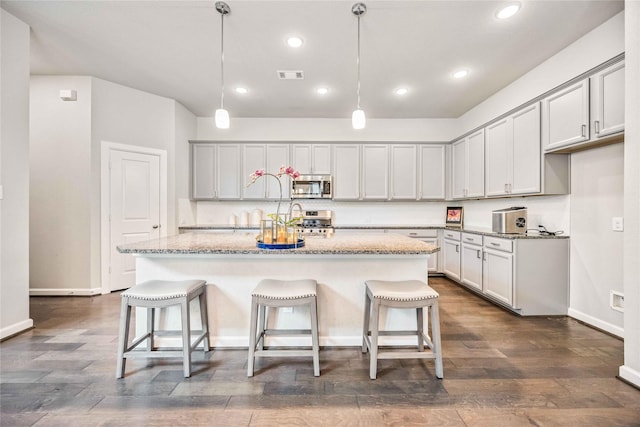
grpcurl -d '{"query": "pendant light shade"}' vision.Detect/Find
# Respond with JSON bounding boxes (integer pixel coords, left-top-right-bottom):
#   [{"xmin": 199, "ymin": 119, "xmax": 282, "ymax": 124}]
[
  {"xmin": 215, "ymin": 1, "xmax": 230, "ymax": 129},
  {"xmin": 352, "ymin": 109, "xmax": 366, "ymax": 130},
  {"xmin": 352, "ymin": 3, "xmax": 366, "ymax": 130},
  {"xmin": 215, "ymin": 108, "xmax": 230, "ymax": 129}
]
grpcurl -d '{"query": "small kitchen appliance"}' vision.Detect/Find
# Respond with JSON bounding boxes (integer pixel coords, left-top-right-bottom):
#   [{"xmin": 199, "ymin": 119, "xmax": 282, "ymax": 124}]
[
  {"xmin": 291, "ymin": 175, "xmax": 332, "ymax": 199},
  {"xmin": 492, "ymin": 207, "xmax": 527, "ymax": 234},
  {"xmin": 296, "ymin": 210, "xmax": 334, "ymax": 237}
]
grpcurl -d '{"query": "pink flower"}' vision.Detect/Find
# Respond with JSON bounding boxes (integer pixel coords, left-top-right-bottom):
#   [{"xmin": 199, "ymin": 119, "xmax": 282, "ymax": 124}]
[
  {"xmin": 292, "ymin": 171, "xmax": 300, "ymax": 179},
  {"xmin": 285, "ymin": 166, "xmax": 294, "ymax": 175},
  {"xmin": 255, "ymin": 169, "xmax": 264, "ymax": 176}
]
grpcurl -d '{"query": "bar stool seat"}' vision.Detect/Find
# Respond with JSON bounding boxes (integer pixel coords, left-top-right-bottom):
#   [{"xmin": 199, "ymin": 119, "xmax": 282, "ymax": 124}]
[
  {"xmin": 362, "ymin": 279, "xmax": 443, "ymax": 380},
  {"xmin": 248, "ymin": 279, "xmax": 320, "ymax": 377},
  {"xmin": 116, "ymin": 279, "xmax": 210, "ymax": 378}
]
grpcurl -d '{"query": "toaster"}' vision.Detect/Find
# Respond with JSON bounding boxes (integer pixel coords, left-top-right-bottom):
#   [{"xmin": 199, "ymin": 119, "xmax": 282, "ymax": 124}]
[{"xmin": 492, "ymin": 207, "xmax": 527, "ymax": 234}]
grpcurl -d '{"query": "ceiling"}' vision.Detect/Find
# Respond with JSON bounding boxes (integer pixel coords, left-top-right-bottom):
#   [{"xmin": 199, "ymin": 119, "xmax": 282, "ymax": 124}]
[{"xmin": 1, "ymin": 0, "xmax": 624, "ymax": 119}]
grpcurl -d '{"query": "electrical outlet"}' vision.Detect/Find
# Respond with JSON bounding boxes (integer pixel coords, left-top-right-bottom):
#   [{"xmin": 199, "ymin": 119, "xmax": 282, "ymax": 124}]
[
  {"xmin": 612, "ymin": 217, "xmax": 624, "ymax": 232},
  {"xmin": 610, "ymin": 290, "xmax": 624, "ymax": 312}
]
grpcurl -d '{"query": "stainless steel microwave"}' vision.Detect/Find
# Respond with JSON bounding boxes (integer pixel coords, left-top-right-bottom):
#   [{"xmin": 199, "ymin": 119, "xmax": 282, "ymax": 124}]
[{"xmin": 291, "ymin": 175, "xmax": 333, "ymax": 199}]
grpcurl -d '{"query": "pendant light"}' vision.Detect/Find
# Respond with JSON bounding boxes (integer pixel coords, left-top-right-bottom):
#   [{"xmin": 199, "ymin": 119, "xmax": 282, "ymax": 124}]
[
  {"xmin": 215, "ymin": 1, "xmax": 230, "ymax": 129},
  {"xmin": 352, "ymin": 2, "xmax": 366, "ymax": 130}
]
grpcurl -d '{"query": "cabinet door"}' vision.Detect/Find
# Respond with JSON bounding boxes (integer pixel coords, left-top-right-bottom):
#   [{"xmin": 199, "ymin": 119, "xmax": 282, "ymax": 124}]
[
  {"xmin": 442, "ymin": 239, "xmax": 461, "ymax": 281},
  {"xmin": 466, "ymin": 130, "xmax": 485, "ymax": 198},
  {"xmin": 291, "ymin": 144, "xmax": 312, "ymax": 174},
  {"xmin": 483, "ymin": 248, "xmax": 513, "ymax": 306},
  {"xmin": 217, "ymin": 144, "xmax": 242, "ymax": 199},
  {"xmin": 266, "ymin": 144, "xmax": 290, "ymax": 199},
  {"xmin": 423, "ymin": 237, "xmax": 439, "ymax": 273},
  {"xmin": 485, "ymin": 118, "xmax": 510, "ymax": 197},
  {"xmin": 461, "ymin": 243, "xmax": 483, "ymax": 291},
  {"xmin": 511, "ymin": 103, "xmax": 541, "ymax": 194},
  {"xmin": 242, "ymin": 144, "xmax": 267, "ymax": 199},
  {"xmin": 418, "ymin": 145, "xmax": 445, "ymax": 200},
  {"xmin": 311, "ymin": 144, "xmax": 332, "ymax": 174},
  {"xmin": 451, "ymin": 139, "xmax": 466, "ymax": 199},
  {"xmin": 362, "ymin": 145, "xmax": 389, "ymax": 200},
  {"xmin": 542, "ymin": 80, "xmax": 589, "ymax": 151},
  {"xmin": 191, "ymin": 144, "xmax": 216, "ymax": 200},
  {"xmin": 390, "ymin": 144, "xmax": 417, "ymax": 200},
  {"xmin": 591, "ymin": 61, "xmax": 625, "ymax": 138},
  {"xmin": 333, "ymin": 144, "xmax": 360, "ymax": 200}
]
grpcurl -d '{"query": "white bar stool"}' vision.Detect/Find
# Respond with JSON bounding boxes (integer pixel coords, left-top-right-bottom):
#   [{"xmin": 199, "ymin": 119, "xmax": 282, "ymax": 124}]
[
  {"xmin": 247, "ymin": 279, "xmax": 320, "ymax": 377},
  {"xmin": 116, "ymin": 279, "xmax": 210, "ymax": 378},
  {"xmin": 362, "ymin": 279, "xmax": 443, "ymax": 380}
]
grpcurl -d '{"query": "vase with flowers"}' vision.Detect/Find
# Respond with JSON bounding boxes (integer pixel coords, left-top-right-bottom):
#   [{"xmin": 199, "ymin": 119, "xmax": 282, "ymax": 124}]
[{"xmin": 247, "ymin": 166, "xmax": 304, "ymax": 248}]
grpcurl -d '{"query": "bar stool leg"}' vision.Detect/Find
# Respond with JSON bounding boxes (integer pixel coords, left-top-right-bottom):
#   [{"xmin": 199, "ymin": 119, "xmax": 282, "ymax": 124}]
[
  {"xmin": 199, "ymin": 290, "xmax": 210, "ymax": 353},
  {"xmin": 247, "ymin": 296, "xmax": 259, "ymax": 377},
  {"xmin": 310, "ymin": 297, "xmax": 320, "ymax": 377},
  {"xmin": 181, "ymin": 298, "xmax": 191, "ymax": 378},
  {"xmin": 116, "ymin": 298, "xmax": 131, "ymax": 379},
  {"xmin": 362, "ymin": 291, "xmax": 371, "ymax": 353},
  {"xmin": 257, "ymin": 303, "xmax": 266, "ymax": 351},
  {"xmin": 417, "ymin": 307, "xmax": 425, "ymax": 352},
  {"xmin": 147, "ymin": 307, "xmax": 155, "ymax": 353},
  {"xmin": 431, "ymin": 301, "xmax": 444, "ymax": 379},
  {"xmin": 369, "ymin": 298, "xmax": 381, "ymax": 380}
]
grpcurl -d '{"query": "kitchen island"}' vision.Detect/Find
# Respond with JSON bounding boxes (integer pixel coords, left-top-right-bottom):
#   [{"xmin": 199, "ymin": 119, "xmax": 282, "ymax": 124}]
[{"xmin": 117, "ymin": 232, "xmax": 439, "ymax": 347}]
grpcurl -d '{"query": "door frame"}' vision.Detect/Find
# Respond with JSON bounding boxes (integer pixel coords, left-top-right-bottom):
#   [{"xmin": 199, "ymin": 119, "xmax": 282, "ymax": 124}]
[{"xmin": 100, "ymin": 141, "xmax": 168, "ymax": 295}]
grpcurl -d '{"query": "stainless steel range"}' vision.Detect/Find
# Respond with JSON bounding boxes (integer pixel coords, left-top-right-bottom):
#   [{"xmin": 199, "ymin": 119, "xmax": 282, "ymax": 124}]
[{"xmin": 296, "ymin": 210, "xmax": 334, "ymax": 237}]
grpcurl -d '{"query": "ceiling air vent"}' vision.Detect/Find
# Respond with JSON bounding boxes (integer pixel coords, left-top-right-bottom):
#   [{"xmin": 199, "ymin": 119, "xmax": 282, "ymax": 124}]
[{"xmin": 278, "ymin": 70, "xmax": 304, "ymax": 80}]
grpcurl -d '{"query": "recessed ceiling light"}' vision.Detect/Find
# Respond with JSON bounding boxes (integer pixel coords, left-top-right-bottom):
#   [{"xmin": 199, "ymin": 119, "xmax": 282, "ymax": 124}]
[
  {"xmin": 452, "ymin": 69, "xmax": 469, "ymax": 79},
  {"xmin": 316, "ymin": 87, "xmax": 329, "ymax": 95},
  {"xmin": 235, "ymin": 87, "xmax": 248, "ymax": 94},
  {"xmin": 287, "ymin": 36, "xmax": 303, "ymax": 48},
  {"xmin": 496, "ymin": 3, "xmax": 520, "ymax": 20},
  {"xmin": 394, "ymin": 88, "xmax": 409, "ymax": 96}
]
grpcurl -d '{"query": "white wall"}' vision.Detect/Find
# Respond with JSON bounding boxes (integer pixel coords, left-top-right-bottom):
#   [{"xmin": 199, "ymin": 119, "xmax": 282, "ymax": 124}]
[
  {"xmin": 29, "ymin": 76, "xmax": 93, "ymax": 295},
  {"xmin": 1, "ymin": 10, "xmax": 32, "ymax": 339},
  {"xmin": 620, "ymin": 0, "xmax": 640, "ymax": 388},
  {"xmin": 568, "ymin": 144, "xmax": 624, "ymax": 336},
  {"xmin": 174, "ymin": 101, "xmax": 197, "ymax": 229}
]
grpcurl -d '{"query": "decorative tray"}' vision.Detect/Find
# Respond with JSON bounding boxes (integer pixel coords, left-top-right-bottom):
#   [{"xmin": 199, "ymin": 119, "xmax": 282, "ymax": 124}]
[{"xmin": 256, "ymin": 239, "xmax": 305, "ymax": 250}]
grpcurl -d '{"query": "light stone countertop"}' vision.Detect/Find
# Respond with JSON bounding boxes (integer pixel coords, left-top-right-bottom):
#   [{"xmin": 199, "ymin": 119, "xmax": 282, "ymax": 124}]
[{"xmin": 117, "ymin": 232, "xmax": 439, "ymax": 255}]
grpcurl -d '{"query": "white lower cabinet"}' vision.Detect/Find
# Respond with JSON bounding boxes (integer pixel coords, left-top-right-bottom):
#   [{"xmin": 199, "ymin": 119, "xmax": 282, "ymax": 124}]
[
  {"xmin": 404, "ymin": 229, "xmax": 439, "ymax": 274},
  {"xmin": 442, "ymin": 230, "xmax": 461, "ymax": 281},
  {"xmin": 460, "ymin": 233, "xmax": 483, "ymax": 292},
  {"xmin": 443, "ymin": 233, "xmax": 569, "ymax": 316}
]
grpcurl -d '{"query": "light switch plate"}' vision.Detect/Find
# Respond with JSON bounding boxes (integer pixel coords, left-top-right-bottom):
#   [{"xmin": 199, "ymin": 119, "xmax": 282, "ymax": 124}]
[{"xmin": 612, "ymin": 217, "xmax": 624, "ymax": 232}]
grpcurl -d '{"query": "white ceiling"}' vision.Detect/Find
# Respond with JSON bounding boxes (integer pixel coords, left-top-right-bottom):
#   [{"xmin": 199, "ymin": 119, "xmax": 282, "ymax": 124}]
[{"xmin": 2, "ymin": 0, "xmax": 624, "ymax": 119}]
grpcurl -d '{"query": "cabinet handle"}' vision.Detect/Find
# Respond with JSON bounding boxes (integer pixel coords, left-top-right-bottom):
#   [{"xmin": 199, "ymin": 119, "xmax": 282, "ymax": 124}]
[
  {"xmin": 465, "ymin": 237, "xmax": 473, "ymax": 241},
  {"xmin": 456, "ymin": 244, "xmax": 459, "ymax": 253},
  {"xmin": 594, "ymin": 120, "xmax": 600, "ymax": 134},
  {"xmin": 504, "ymin": 183, "xmax": 509, "ymax": 193},
  {"xmin": 476, "ymin": 249, "xmax": 481, "ymax": 259},
  {"xmin": 482, "ymin": 250, "xmax": 486, "ymax": 261},
  {"xmin": 581, "ymin": 124, "xmax": 587, "ymax": 137},
  {"xmin": 152, "ymin": 224, "xmax": 160, "ymax": 229},
  {"xmin": 490, "ymin": 242, "xmax": 500, "ymax": 246}
]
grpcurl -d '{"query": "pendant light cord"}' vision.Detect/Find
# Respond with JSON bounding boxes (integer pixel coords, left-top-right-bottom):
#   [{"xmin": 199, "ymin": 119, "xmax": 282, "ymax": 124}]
[
  {"xmin": 356, "ymin": 13, "xmax": 361, "ymax": 110},
  {"xmin": 220, "ymin": 10, "xmax": 225, "ymax": 110}
]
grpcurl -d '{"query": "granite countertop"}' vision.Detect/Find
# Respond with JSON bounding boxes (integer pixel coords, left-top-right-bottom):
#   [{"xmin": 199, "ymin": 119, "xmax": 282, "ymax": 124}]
[
  {"xmin": 178, "ymin": 224, "xmax": 568, "ymax": 239},
  {"xmin": 117, "ymin": 232, "xmax": 440, "ymax": 255}
]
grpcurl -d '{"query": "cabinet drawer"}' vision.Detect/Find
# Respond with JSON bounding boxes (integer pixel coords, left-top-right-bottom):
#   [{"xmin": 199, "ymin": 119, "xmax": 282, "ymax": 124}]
[
  {"xmin": 405, "ymin": 229, "xmax": 438, "ymax": 238},
  {"xmin": 461, "ymin": 233, "xmax": 483, "ymax": 246},
  {"xmin": 484, "ymin": 237, "xmax": 513, "ymax": 253},
  {"xmin": 443, "ymin": 230, "xmax": 461, "ymax": 241}
]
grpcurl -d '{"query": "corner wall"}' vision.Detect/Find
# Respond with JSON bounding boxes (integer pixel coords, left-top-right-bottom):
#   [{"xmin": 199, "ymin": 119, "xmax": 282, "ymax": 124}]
[{"xmin": 1, "ymin": 10, "xmax": 32, "ymax": 339}]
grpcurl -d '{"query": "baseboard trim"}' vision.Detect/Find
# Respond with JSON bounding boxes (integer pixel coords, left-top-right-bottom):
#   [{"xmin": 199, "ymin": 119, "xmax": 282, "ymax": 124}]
[
  {"xmin": 618, "ymin": 365, "xmax": 640, "ymax": 389},
  {"xmin": 568, "ymin": 307, "xmax": 624, "ymax": 338},
  {"xmin": 29, "ymin": 288, "xmax": 103, "ymax": 297},
  {"xmin": 1, "ymin": 319, "xmax": 34, "ymax": 341}
]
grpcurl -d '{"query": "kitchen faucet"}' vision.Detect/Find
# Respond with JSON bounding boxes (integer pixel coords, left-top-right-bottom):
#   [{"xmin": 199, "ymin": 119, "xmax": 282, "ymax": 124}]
[{"xmin": 288, "ymin": 202, "xmax": 304, "ymax": 223}]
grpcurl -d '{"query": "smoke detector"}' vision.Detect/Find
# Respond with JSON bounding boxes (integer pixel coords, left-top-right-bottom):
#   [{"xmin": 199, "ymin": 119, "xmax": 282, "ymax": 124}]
[{"xmin": 278, "ymin": 70, "xmax": 304, "ymax": 80}]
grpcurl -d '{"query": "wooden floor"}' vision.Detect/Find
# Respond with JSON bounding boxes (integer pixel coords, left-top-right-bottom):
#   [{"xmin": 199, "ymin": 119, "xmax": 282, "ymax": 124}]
[{"xmin": 1, "ymin": 277, "xmax": 639, "ymax": 426}]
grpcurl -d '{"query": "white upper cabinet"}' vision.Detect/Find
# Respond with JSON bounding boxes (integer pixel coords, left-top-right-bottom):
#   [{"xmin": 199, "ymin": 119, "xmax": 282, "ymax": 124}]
[
  {"xmin": 216, "ymin": 144, "xmax": 242, "ymax": 199},
  {"xmin": 242, "ymin": 144, "xmax": 266, "ymax": 199},
  {"xmin": 332, "ymin": 144, "xmax": 361, "ymax": 200},
  {"xmin": 451, "ymin": 130, "xmax": 484, "ymax": 199},
  {"xmin": 291, "ymin": 144, "xmax": 331, "ymax": 175},
  {"xmin": 191, "ymin": 143, "xmax": 216, "ymax": 200},
  {"xmin": 418, "ymin": 145, "xmax": 446, "ymax": 200},
  {"xmin": 390, "ymin": 144, "xmax": 417, "ymax": 200},
  {"xmin": 266, "ymin": 144, "xmax": 290, "ymax": 199},
  {"xmin": 542, "ymin": 79, "xmax": 590, "ymax": 151},
  {"xmin": 362, "ymin": 144, "xmax": 389, "ymax": 200},
  {"xmin": 591, "ymin": 60, "xmax": 625, "ymax": 139},
  {"xmin": 485, "ymin": 103, "xmax": 541, "ymax": 196}
]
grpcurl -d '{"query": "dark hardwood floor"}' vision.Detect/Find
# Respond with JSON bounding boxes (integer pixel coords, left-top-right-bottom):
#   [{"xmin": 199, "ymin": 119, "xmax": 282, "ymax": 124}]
[{"xmin": 1, "ymin": 277, "xmax": 639, "ymax": 426}]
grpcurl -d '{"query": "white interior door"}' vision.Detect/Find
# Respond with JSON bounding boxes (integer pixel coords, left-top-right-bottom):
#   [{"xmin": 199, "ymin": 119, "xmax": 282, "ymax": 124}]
[{"xmin": 109, "ymin": 149, "xmax": 161, "ymax": 292}]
